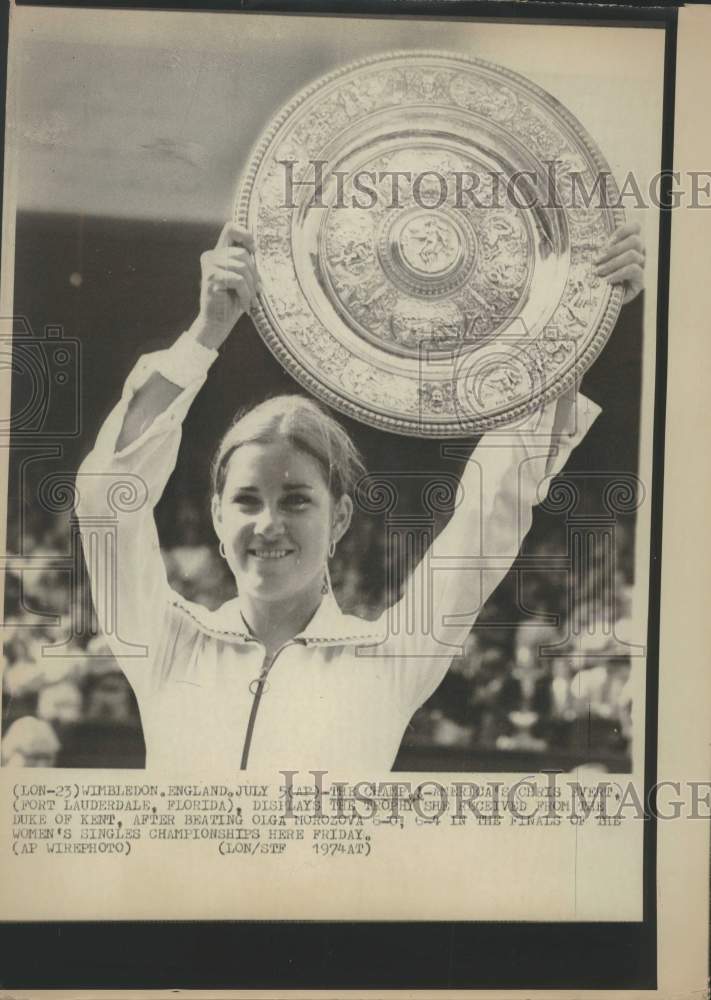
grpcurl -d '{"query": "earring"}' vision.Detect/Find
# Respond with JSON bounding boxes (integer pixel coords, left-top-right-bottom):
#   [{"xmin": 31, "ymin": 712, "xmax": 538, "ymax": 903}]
[
  {"xmin": 321, "ymin": 539, "xmax": 336, "ymax": 594},
  {"xmin": 219, "ymin": 541, "xmax": 226, "ymax": 559}
]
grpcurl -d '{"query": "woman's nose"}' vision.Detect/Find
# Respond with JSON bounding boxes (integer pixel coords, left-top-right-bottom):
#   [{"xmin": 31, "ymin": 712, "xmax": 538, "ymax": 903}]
[{"xmin": 254, "ymin": 505, "xmax": 284, "ymax": 536}]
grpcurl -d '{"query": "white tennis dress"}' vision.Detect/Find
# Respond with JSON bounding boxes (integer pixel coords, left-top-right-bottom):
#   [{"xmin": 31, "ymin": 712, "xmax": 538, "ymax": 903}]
[{"xmin": 75, "ymin": 332, "xmax": 599, "ymax": 775}]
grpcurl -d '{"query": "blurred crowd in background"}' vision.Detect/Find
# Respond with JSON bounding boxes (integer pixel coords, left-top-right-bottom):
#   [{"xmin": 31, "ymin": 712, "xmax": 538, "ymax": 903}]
[{"xmin": 2, "ymin": 495, "xmax": 638, "ymax": 771}]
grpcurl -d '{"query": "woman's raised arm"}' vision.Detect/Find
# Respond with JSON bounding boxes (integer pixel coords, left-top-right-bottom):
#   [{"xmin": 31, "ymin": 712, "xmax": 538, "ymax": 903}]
[
  {"xmin": 116, "ymin": 223, "xmax": 258, "ymax": 451},
  {"xmin": 376, "ymin": 387, "xmax": 600, "ymax": 718},
  {"xmin": 73, "ymin": 223, "xmax": 258, "ymax": 690},
  {"xmin": 378, "ymin": 218, "xmax": 644, "ymax": 716}
]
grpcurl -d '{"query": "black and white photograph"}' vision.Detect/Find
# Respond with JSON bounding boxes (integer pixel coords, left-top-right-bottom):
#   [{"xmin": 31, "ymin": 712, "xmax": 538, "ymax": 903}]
[
  {"xmin": 1, "ymin": 11, "xmax": 658, "ymax": 779},
  {"xmin": 2, "ymin": 3, "xmax": 708, "ymax": 992}
]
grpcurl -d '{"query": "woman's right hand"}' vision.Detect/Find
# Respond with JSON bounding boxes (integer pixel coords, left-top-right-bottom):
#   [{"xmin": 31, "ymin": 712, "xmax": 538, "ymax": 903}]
[{"xmin": 194, "ymin": 221, "xmax": 260, "ymax": 349}]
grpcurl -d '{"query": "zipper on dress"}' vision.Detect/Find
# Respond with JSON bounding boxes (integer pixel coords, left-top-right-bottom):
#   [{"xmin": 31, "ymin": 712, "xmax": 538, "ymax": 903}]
[{"xmin": 240, "ymin": 642, "xmax": 301, "ymax": 770}]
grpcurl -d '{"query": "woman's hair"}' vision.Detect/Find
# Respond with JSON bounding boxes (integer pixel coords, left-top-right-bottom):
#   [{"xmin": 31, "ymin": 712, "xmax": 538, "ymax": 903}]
[{"xmin": 211, "ymin": 394, "xmax": 365, "ymax": 501}]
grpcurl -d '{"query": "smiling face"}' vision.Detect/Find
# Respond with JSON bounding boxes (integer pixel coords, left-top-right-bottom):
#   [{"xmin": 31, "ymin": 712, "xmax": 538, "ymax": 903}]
[{"xmin": 212, "ymin": 439, "xmax": 352, "ymax": 606}]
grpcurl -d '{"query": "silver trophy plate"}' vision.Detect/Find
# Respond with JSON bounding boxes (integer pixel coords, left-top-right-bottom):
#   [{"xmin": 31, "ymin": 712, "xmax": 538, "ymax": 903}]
[{"xmin": 237, "ymin": 51, "xmax": 625, "ymax": 436}]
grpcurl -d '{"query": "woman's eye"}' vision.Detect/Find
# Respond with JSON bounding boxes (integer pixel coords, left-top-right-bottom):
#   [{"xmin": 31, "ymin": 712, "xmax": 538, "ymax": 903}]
[
  {"xmin": 232, "ymin": 494, "xmax": 259, "ymax": 507},
  {"xmin": 283, "ymin": 494, "xmax": 310, "ymax": 508}
]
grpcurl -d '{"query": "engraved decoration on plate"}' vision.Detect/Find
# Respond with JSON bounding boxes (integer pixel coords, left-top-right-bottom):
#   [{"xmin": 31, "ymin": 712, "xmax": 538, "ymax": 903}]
[{"xmin": 237, "ymin": 51, "xmax": 625, "ymax": 437}]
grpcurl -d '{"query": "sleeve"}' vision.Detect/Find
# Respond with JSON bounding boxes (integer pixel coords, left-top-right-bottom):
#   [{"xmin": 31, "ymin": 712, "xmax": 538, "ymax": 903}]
[
  {"xmin": 73, "ymin": 332, "xmax": 218, "ymax": 694},
  {"xmin": 376, "ymin": 387, "xmax": 601, "ymax": 717}
]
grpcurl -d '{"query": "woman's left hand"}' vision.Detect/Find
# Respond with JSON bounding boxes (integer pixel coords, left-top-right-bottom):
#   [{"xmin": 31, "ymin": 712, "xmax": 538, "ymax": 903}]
[{"xmin": 593, "ymin": 221, "xmax": 645, "ymax": 305}]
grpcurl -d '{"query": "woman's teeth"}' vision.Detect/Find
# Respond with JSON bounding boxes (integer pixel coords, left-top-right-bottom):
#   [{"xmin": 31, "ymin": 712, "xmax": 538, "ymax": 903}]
[{"xmin": 250, "ymin": 549, "xmax": 291, "ymax": 559}]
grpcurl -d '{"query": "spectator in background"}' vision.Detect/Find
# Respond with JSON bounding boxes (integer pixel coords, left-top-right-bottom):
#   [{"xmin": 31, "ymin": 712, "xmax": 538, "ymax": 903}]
[
  {"xmin": 84, "ymin": 670, "xmax": 136, "ymax": 726},
  {"xmin": 37, "ymin": 680, "xmax": 83, "ymax": 726},
  {"xmin": 163, "ymin": 497, "xmax": 233, "ymax": 609},
  {"xmin": 1, "ymin": 716, "xmax": 60, "ymax": 767}
]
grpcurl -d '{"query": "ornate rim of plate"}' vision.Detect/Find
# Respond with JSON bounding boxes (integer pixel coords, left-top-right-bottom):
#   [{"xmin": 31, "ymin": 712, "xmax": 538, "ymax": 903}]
[{"xmin": 237, "ymin": 50, "xmax": 625, "ymax": 437}]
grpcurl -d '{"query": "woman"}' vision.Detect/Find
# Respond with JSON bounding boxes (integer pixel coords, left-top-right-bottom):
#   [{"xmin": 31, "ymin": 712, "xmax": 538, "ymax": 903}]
[{"xmin": 75, "ymin": 221, "xmax": 644, "ymax": 774}]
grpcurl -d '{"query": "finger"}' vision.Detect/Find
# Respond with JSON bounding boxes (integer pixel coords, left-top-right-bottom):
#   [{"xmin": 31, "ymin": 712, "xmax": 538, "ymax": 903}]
[
  {"xmin": 607, "ymin": 220, "xmax": 641, "ymax": 246},
  {"xmin": 593, "ymin": 235, "xmax": 644, "ymax": 265},
  {"xmin": 211, "ymin": 247, "xmax": 255, "ymax": 272},
  {"xmin": 210, "ymin": 257, "xmax": 258, "ymax": 300},
  {"xmin": 220, "ymin": 246, "xmax": 254, "ymax": 263},
  {"xmin": 216, "ymin": 221, "xmax": 255, "ymax": 252},
  {"xmin": 207, "ymin": 280, "xmax": 253, "ymax": 316},
  {"xmin": 219, "ymin": 248, "xmax": 260, "ymax": 278},
  {"xmin": 233, "ymin": 252, "xmax": 261, "ymax": 294},
  {"xmin": 208, "ymin": 267, "xmax": 255, "ymax": 307},
  {"xmin": 623, "ymin": 279, "xmax": 643, "ymax": 304},
  {"xmin": 595, "ymin": 249, "xmax": 644, "ymax": 277},
  {"xmin": 602, "ymin": 263, "xmax": 644, "ymax": 289},
  {"xmin": 204, "ymin": 250, "xmax": 257, "ymax": 287},
  {"xmin": 210, "ymin": 248, "xmax": 261, "ymax": 293},
  {"xmin": 252, "ymin": 257, "xmax": 262, "ymax": 293}
]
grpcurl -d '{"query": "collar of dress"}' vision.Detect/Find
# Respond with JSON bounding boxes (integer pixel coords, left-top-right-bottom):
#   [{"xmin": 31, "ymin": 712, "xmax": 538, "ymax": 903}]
[{"xmin": 169, "ymin": 589, "xmax": 385, "ymax": 648}]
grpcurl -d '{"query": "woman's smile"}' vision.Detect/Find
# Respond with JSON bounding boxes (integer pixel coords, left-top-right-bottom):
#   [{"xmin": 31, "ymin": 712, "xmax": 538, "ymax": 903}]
[{"xmin": 247, "ymin": 545, "xmax": 295, "ymax": 561}]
